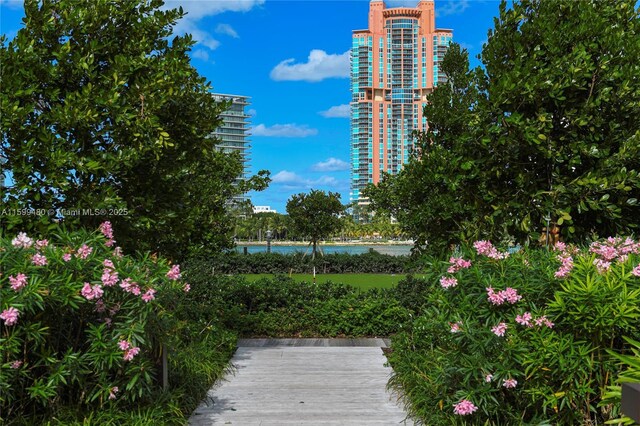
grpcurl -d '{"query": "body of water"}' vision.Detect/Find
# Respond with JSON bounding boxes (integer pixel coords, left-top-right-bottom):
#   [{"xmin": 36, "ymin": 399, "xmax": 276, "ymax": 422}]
[{"xmin": 234, "ymin": 244, "xmax": 413, "ymax": 256}]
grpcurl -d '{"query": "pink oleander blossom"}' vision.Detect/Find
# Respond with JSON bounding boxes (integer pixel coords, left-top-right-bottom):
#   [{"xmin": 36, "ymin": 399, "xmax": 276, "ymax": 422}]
[
  {"xmin": 534, "ymin": 315, "xmax": 554, "ymax": 328},
  {"xmin": 11, "ymin": 232, "xmax": 33, "ymax": 249},
  {"xmin": 440, "ymin": 276, "xmax": 458, "ymax": 289},
  {"xmin": 502, "ymin": 287, "xmax": 522, "ymax": 304},
  {"xmin": 113, "ymin": 247, "xmax": 123, "ymax": 258},
  {"xmin": 95, "ymin": 299, "xmax": 106, "ymax": 313},
  {"xmin": 35, "ymin": 239, "xmax": 49, "ymax": 250},
  {"xmin": 123, "ymin": 346, "xmax": 140, "ymax": 361},
  {"xmin": 491, "ymin": 322, "xmax": 508, "ymax": 337},
  {"xmin": 555, "ymin": 254, "xmax": 574, "ymax": 278},
  {"xmin": 101, "ymin": 268, "xmax": 119, "ymax": 287},
  {"xmin": 486, "ymin": 287, "xmax": 505, "ymax": 305},
  {"xmin": 103, "ymin": 259, "xmax": 115, "ymax": 269},
  {"xmin": 62, "ymin": 253, "xmax": 72, "ymax": 262},
  {"xmin": 515, "ymin": 312, "xmax": 533, "ymax": 327},
  {"xmin": 593, "ymin": 258, "xmax": 611, "ymax": 274},
  {"xmin": 105, "ymin": 239, "xmax": 116, "ymax": 247},
  {"xmin": 81, "ymin": 283, "xmax": 103, "ymax": 300},
  {"xmin": 32, "ymin": 253, "xmax": 48, "ymax": 266},
  {"xmin": 141, "ymin": 288, "xmax": 156, "ymax": 303},
  {"xmin": 183, "ymin": 283, "xmax": 191, "ymax": 292},
  {"xmin": 450, "ymin": 321, "xmax": 462, "ymax": 333},
  {"xmin": 485, "ymin": 374, "xmax": 493, "ymax": 383},
  {"xmin": 453, "ymin": 399, "xmax": 478, "ymax": 416},
  {"xmin": 77, "ymin": 244, "xmax": 93, "ymax": 259},
  {"xmin": 632, "ymin": 264, "xmax": 640, "ymax": 277},
  {"xmin": 554, "ymin": 241, "xmax": 566, "ymax": 252},
  {"xmin": 11, "ymin": 360, "xmax": 23, "ymax": 369},
  {"xmin": 0, "ymin": 307, "xmax": 20, "ymax": 326},
  {"xmin": 109, "ymin": 386, "xmax": 119, "ymax": 400},
  {"xmin": 9, "ymin": 273, "xmax": 28, "ymax": 291},
  {"xmin": 166, "ymin": 264, "xmax": 181, "ymax": 280},
  {"xmin": 473, "ymin": 240, "xmax": 509, "ymax": 259},
  {"xmin": 447, "ymin": 257, "xmax": 472, "ymax": 273},
  {"xmin": 99, "ymin": 221, "xmax": 114, "ymax": 239},
  {"xmin": 118, "ymin": 340, "xmax": 130, "ymax": 351},
  {"xmin": 503, "ymin": 378, "xmax": 518, "ymax": 388}
]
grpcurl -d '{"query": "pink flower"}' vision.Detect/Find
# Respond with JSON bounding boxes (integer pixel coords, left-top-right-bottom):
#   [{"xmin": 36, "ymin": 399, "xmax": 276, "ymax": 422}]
[
  {"xmin": 453, "ymin": 399, "xmax": 478, "ymax": 416},
  {"xmin": 76, "ymin": 244, "xmax": 93, "ymax": 259},
  {"xmin": 118, "ymin": 340, "xmax": 130, "ymax": 351},
  {"xmin": 491, "ymin": 322, "xmax": 508, "ymax": 337},
  {"xmin": 0, "ymin": 307, "xmax": 20, "ymax": 326},
  {"xmin": 593, "ymin": 258, "xmax": 611, "ymax": 274},
  {"xmin": 167, "ymin": 264, "xmax": 181, "ymax": 280},
  {"xmin": 450, "ymin": 321, "xmax": 462, "ymax": 333},
  {"xmin": 10, "ymin": 360, "xmax": 23, "ymax": 369},
  {"xmin": 109, "ymin": 386, "xmax": 119, "ymax": 400},
  {"xmin": 440, "ymin": 276, "xmax": 458, "ymax": 289},
  {"xmin": 503, "ymin": 378, "xmax": 518, "ymax": 388},
  {"xmin": 119, "ymin": 278, "xmax": 141, "ymax": 295},
  {"xmin": 535, "ymin": 315, "xmax": 554, "ymax": 328},
  {"xmin": 105, "ymin": 239, "xmax": 116, "ymax": 247},
  {"xmin": 515, "ymin": 312, "xmax": 533, "ymax": 327},
  {"xmin": 113, "ymin": 247, "xmax": 123, "ymax": 258},
  {"xmin": 95, "ymin": 299, "xmax": 106, "ymax": 313},
  {"xmin": 554, "ymin": 241, "xmax": 566, "ymax": 251},
  {"xmin": 123, "ymin": 346, "xmax": 140, "ymax": 361},
  {"xmin": 501, "ymin": 287, "xmax": 522, "ymax": 304},
  {"xmin": 32, "ymin": 253, "xmax": 48, "ymax": 266},
  {"xmin": 80, "ymin": 282, "xmax": 103, "ymax": 300},
  {"xmin": 62, "ymin": 253, "xmax": 72, "ymax": 262},
  {"xmin": 35, "ymin": 239, "xmax": 49, "ymax": 250},
  {"xmin": 631, "ymin": 264, "xmax": 640, "ymax": 277},
  {"xmin": 486, "ymin": 287, "xmax": 505, "ymax": 305},
  {"xmin": 447, "ymin": 257, "xmax": 472, "ymax": 273},
  {"xmin": 11, "ymin": 232, "xmax": 33, "ymax": 249},
  {"xmin": 183, "ymin": 283, "xmax": 191, "ymax": 293},
  {"xmin": 101, "ymin": 268, "xmax": 119, "ymax": 287},
  {"xmin": 555, "ymin": 254, "xmax": 574, "ymax": 278},
  {"xmin": 141, "ymin": 288, "xmax": 156, "ymax": 303},
  {"xmin": 485, "ymin": 374, "xmax": 493, "ymax": 383},
  {"xmin": 99, "ymin": 221, "xmax": 114, "ymax": 239},
  {"xmin": 9, "ymin": 273, "xmax": 28, "ymax": 291},
  {"xmin": 103, "ymin": 259, "xmax": 115, "ymax": 269},
  {"xmin": 474, "ymin": 240, "xmax": 509, "ymax": 259}
]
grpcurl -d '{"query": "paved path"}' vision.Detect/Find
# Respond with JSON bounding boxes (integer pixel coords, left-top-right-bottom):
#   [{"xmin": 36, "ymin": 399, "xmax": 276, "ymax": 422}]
[{"xmin": 189, "ymin": 339, "xmax": 414, "ymax": 425}]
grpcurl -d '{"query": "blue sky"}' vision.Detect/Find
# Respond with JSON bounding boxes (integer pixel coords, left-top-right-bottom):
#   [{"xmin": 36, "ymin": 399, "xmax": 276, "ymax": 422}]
[{"xmin": 1, "ymin": 0, "xmax": 500, "ymax": 213}]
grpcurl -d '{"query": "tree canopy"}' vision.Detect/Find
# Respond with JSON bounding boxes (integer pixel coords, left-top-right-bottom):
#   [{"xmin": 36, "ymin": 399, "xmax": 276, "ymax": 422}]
[
  {"xmin": 286, "ymin": 190, "xmax": 345, "ymax": 258},
  {"xmin": 0, "ymin": 0, "xmax": 269, "ymax": 259},
  {"xmin": 368, "ymin": 0, "xmax": 640, "ymax": 253}
]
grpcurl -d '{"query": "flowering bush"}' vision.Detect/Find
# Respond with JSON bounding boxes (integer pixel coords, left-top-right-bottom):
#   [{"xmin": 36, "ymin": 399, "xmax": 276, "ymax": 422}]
[
  {"xmin": 387, "ymin": 238, "xmax": 640, "ymax": 424},
  {"xmin": 0, "ymin": 224, "xmax": 189, "ymax": 421}
]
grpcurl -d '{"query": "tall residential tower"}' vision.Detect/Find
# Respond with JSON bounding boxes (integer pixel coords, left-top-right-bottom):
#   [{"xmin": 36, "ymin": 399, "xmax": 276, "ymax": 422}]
[{"xmin": 350, "ymin": 0, "xmax": 452, "ymax": 206}]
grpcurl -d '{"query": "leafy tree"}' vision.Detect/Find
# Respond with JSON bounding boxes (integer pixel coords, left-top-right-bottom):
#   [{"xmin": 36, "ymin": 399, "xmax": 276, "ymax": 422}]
[
  {"xmin": 286, "ymin": 189, "xmax": 345, "ymax": 258},
  {"xmin": 0, "ymin": 0, "xmax": 269, "ymax": 259},
  {"xmin": 369, "ymin": 0, "xmax": 640, "ymax": 253}
]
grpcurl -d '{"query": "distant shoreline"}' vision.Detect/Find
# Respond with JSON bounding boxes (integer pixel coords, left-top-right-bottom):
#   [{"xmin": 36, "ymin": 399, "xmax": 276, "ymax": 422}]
[{"xmin": 235, "ymin": 240, "xmax": 414, "ymax": 247}]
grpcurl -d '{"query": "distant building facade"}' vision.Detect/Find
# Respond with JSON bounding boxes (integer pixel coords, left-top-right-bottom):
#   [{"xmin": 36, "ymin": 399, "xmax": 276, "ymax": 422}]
[
  {"xmin": 350, "ymin": 0, "xmax": 452, "ymax": 206},
  {"xmin": 212, "ymin": 93, "xmax": 252, "ymax": 205},
  {"xmin": 253, "ymin": 206, "xmax": 277, "ymax": 214}
]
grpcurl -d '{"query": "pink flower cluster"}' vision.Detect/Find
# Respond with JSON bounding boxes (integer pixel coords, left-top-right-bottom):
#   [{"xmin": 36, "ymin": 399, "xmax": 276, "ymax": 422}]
[
  {"xmin": 633, "ymin": 264, "xmax": 640, "ymax": 277},
  {"xmin": 515, "ymin": 312, "xmax": 553, "ymax": 328},
  {"xmin": 450, "ymin": 321, "xmax": 462, "ymax": 333},
  {"xmin": 118, "ymin": 340, "xmax": 141, "ymax": 361},
  {"xmin": 11, "ymin": 232, "xmax": 33, "ymax": 249},
  {"xmin": 11, "ymin": 360, "xmax": 23, "ymax": 369},
  {"xmin": 77, "ymin": 244, "xmax": 93, "ymax": 259},
  {"xmin": 62, "ymin": 253, "xmax": 72, "ymax": 262},
  {"xmin": 473, "ymin": 240, "xmax": 509, "ymax": 260},
  {"xmin": 534, "ymin": 315, "xmax": 554, "ymax": 328},
  {"xmin": 491, "ymin": 322, "xmax": 508, "ymax": 337},
  {"xmin": 486, "ymin": 287, "xmax": 522, "ymax": 305},
  {"xmin": 109, "ymin": 386, "xmax": 119, "ymax": 400},
  {"xmin": 35, "ymin": 239, "xmax": 49, "ymax": 250},
  {"xmin": 9, "ymin": 273, "xmax": 28, "ymax": 291},
  {"xmin": 0, "ymin": 307, "xmax": 20, "ymax": 326},
  {"xmin": 555, "ymin": 253, "xmax": 574, "ymax": 278},
  {"xmin": 485, "ymin": 374, "xmax": 493, "ymax": 383},
  {"xmin": 166, "ymin": 264, "xmax": 181, "ymax": 280},
  {"xmin": 453, "ymin": 399, "xmax": 478, "ymax": 416},
  {"xmin": 101, "ymin": 265, "xmax": 119, "ymax": 287},
  {"xmin": 440, "ymin": 276, "xmax": 458, "ymax": 289},
  {"xmin": 99, "ymin": 221, "xmax": 116, "ymax": 247},
  {"xmin": 81, "ymin": 282, "xmax": 104, "ymax": 300},
  {"xmin": 120, "ymin": 278, "xmax": 141, "ymax": 296},
  {"xmin": 593, "ymin": 258, "xmax": 611, "ymax": 274},
  {"xmin": 503, "ymin": 378, "xmax": 518, "ymax": 388},
  {"xmin": 141, "ymin": 288, "xmax": 156, "ymax": 303},
  {"xmin": 32, "ymin": 253, "xmax": 48, "ymax": 266},
  {"xmin": 447, "ymin": 257, "xmax": 472, "ymax": 273},
  {"xmin": 183, "ymin": 283, "xmax": 191, "ymax": 292}
]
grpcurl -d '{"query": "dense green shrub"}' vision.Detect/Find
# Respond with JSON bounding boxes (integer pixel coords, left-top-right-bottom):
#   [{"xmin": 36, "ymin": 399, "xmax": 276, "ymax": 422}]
[
  {"xmin": 0, "ymin": 224, "xmax": 208, "ymax": 424},
  {"xmin": 192, "ymin": 250, "xmax": 413, "ymax": 274},
  {"xmin": 387, "ymin": 239, "xmax": 640, "ymax": 425}
]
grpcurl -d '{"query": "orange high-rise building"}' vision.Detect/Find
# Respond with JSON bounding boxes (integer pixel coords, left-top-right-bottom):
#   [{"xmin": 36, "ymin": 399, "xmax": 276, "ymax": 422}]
[{"xmin": 350, "ymin": 0, "xmax": 452, "ymax": 206}]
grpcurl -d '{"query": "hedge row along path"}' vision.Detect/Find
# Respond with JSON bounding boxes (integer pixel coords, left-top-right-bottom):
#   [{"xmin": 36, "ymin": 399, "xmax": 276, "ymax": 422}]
[{"xmin": 188, "ymin": 339, "xmax": 415, "ymax": 425}]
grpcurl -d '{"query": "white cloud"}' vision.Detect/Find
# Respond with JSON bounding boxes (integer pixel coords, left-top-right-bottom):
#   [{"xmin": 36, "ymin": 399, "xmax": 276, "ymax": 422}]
[
  {"xmin": 270, "ymin": 50, "xmax": 350, "ymax": 82},
  {"xmin": 174, "ymin": 19, "xmax": 220, "ymax": 50},
  {"xmin": 436, "ymin": 0, "xmax": 470, "ymax": 17},
  {"xmin": 192, "ymin": 49, "xmax": 210, "ymax": 61},
  {"xmin": 311, "ymin": 158, "xmax": 349, "ymax": 172},
  {"xmin": 272, "ymin": 170, "xmax": 340, "ymax": 189},
  {"xmin": 319, "ymin": 104, "xmax": 350, "ymax": 118},
  {"xmin": 252, "ymin": 124, "xmax": 318, "ymax": 138},
  {"xmin": 216, "ymin": 23, "xmax": 239, "ymax": 38}
]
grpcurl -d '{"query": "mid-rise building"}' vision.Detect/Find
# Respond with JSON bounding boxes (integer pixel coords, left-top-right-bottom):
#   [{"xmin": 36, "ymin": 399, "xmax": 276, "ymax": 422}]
[
  {"xmin": 212, "ymin": 93, "xmax": 252, "ymax": 205},
  {"xmin": 253, "ymin": 205, "xmax": 277, "ymax": 214},
  {"xmin": 350, "ymin": 0, "xmax": 452, "ymax": 207}
]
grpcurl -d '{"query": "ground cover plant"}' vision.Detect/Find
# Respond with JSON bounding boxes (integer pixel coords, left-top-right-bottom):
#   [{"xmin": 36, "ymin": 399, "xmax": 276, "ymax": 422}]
[
  {"xmin": 0, "ymin": 224, "xmax": 232, "ymax": 425},
  {"xmin": 242, "ymin": 273, "xmax": 404, "ymax": 291},
  {"xmin": 386, "ymin": 238, "xmax": 640, "ymax": 425}
]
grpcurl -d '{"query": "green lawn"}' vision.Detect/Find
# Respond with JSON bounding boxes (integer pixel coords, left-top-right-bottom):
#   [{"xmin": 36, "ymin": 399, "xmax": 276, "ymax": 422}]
[{"xmin": 242, "ymin": 273, "xmax": 404, "ymax": 291}]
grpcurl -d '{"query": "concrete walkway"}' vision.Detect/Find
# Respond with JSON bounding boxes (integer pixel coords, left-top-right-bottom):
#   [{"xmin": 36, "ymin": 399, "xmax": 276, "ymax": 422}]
[{"xmin": 189, "ymin": 339, "xmax": 414, "ymax": 425}]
